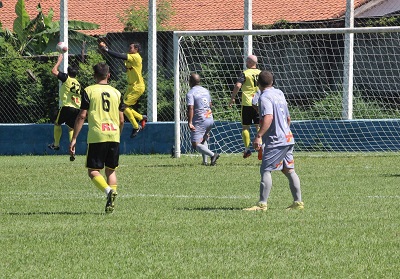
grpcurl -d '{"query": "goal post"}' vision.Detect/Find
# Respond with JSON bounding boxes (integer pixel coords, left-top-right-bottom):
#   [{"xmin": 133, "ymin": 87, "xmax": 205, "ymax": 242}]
[{"xmin": 174, "ymin": 27, "xmax": 400, "ymax": 157}]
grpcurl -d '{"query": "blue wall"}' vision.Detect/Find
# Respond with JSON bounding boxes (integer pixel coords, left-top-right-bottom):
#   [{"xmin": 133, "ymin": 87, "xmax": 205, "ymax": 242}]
[
  {"xmin": 1, "ymin": 120, "xmax": 400, "ymax": 155},
  {"xmin": 0, "ymin": 122, "xmax": 175, "ymax": 155}
]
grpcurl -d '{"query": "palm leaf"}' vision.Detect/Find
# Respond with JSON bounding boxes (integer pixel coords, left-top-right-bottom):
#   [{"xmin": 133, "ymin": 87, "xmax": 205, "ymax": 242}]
[{"xmin": 68, "ymin": 20, "xmax": 100, "ymax": 30}]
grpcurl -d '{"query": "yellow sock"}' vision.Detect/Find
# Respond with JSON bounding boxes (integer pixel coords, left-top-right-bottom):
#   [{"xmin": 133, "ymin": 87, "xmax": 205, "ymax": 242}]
[
  {"xmin": 131, "ymin": 109, "xmax": 142, "ymax": 120},
  {"xmin": 91, "ymin": 176, "xmax": 109, "ymax": 192},
  {"xmin": 124, "ymin": 107, "xmax": 139, "ymax": 129},
  {"xmin": 242, "ymin": 129, "xmax": 250, "ymax": 148},
  {"xmin": 54, "ymin": 125, "xmax": 62, "ymax": 146},
  {"xmin": 68, "ymin": 129, "xmax": 73, "ymax": 142},
  {"xmin": 110, "ymin": 185, "xmax": 118, "ymax": 193}
]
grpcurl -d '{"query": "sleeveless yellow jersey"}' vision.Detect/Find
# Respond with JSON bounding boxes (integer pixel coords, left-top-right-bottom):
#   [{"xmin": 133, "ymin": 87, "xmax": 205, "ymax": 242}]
[
  {"xmin": 60, "ymin": 76, "xmax": 81, "ymax": 109},
  {"xmin": 241, "ymin": 68, "xmax": 261, "ymax": 106},
  {"xmin": 82, "ymin": 84, "xmax": 122, "ymax": 144},
  {"xmin": 125, "ymin": 53, "xmax": 145, "ymax": 88}
]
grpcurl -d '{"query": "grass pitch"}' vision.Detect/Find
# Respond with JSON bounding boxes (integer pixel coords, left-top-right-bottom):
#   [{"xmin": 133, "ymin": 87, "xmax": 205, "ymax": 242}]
[{"xmin": 0, "ymin": 153, "xmax": 399, "ymax": 278}]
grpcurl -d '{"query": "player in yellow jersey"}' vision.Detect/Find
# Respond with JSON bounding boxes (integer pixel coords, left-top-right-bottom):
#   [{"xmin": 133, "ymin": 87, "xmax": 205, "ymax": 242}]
[
  {"xmin": 70, "ymin": 62, "xmax": 124, "ymax": 214},
  {"xmin": 48, "ymin": 54, "xmax": 81, "ymax": 161},
  {"xmin": 229, "ymin": 55, "xmax": 261, "ymax": 158},
  {"xmin": 99, "ymin": 41, "xmax": 147, "ymax": 138}
]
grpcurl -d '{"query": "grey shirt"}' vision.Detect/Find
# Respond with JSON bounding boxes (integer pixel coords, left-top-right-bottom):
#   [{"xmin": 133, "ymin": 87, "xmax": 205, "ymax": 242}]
[
  {"xmin": 186, "ymin": 85, "xmax": 213, "ymax": 126},
  {"xmin": 258, "ymin": 87, "xmax": 294, "ymax": 148}
]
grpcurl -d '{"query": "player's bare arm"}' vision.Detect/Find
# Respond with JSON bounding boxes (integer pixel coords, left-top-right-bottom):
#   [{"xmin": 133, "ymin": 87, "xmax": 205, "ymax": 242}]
[
  {"xmin": 119, "ymin": 111, "xmax": 124, "ymax": 134},
  {"xmin": 229, "ymin": 83, "xmax": 242, "ymax": 107},
  {"xmin": 51, "ymin": 54, "xmax": 64, "ymax": 76},
  {"xmin": 187, "ymin": 105, "xmax": 195, "ymax": 131},
  {"xmin": 253, "ymin": 114, "xmax": 272, "ymax": 150}
]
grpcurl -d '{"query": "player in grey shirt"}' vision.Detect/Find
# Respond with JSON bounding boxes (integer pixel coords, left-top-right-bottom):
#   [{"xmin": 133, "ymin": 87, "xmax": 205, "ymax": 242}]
[
  {"xmin": 186, "ymin": 73, "xmax": 220, "ymax": 166},
  {"xmin": 244, "ymin": 70, "xmax": 303, "ymax": 211}
]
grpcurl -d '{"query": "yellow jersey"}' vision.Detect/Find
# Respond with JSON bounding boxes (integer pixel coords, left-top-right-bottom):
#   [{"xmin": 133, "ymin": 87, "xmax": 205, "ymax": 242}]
[
  {"xmin": 59, "ymin": 76, "xmax": 81, "ymax": 109},
  {"xmin": 240, "ymin": 68, "xmax": 261, "ymax": 106},
  {"xmin": 125, "ymin": 53, "xmax": 145, "ymax": 88},
  {"xmin": 81, "ymin": 84, "xmax": 123, "ymax": 144}
]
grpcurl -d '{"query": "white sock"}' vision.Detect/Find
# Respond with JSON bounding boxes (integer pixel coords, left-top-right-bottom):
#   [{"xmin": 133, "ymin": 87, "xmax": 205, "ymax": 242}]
[{"xmin": 104, "ymin": 186, "xmax": 112, "ymax": 195}]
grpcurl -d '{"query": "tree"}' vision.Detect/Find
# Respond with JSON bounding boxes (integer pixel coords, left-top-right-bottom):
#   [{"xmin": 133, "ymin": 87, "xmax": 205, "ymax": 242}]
[
  {"xmin": 119, "ymin": 0, "xmax": 175, "ymax": 31},
  {"xmin": 0, "ymin": 0, "xmax": 99, "ymax": 56}
]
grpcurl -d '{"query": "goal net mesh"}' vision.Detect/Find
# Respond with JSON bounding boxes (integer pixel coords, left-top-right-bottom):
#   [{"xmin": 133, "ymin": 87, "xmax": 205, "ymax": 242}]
[{"xmin": 176, "ymin": 28, "xmax": 400, "ymax": 154}]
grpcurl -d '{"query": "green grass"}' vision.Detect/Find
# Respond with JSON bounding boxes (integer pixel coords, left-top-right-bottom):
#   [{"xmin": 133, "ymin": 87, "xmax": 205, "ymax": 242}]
[{"xmin": 1, "ymin": 153, "xmax": 399, "ymax": 278}]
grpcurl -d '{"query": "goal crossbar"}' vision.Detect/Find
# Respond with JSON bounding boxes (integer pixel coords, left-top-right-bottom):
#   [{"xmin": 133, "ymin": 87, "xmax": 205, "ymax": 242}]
[
  {"xmin": 173, "ymin": 27, "xmax": 400, "ymax": 158},
  {"xmin": 174, "ymin": 26, "xmax": 400, "ymax": 37}
]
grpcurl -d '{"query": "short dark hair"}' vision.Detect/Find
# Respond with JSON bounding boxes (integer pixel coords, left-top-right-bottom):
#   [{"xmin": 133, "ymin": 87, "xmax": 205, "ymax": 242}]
[
  {"xmin": 67, "ymin": 66, "xmax": 78, "ymax": 77},
  {"xmin": 131, "ymin": 42, "xmax": 141, "ymax": 52},
  {"xmin": 93, "ymin": 62, "xmax": 109, "ymax": 80},
  {"xmin": 258, "ymin": 70, "xmax": 274, "ymax": 87}
]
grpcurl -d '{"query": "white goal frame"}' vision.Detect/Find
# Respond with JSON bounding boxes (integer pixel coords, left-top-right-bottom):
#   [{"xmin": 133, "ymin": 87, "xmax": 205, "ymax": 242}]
[{"xmin": 173, "ymin": 26, "xmax": 400, "ymax": 158}]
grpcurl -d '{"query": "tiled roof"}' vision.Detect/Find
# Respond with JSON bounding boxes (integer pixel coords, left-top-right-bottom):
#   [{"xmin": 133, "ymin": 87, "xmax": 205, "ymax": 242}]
[
  {"xmin": 0, "ymin": 0, "xmax": 140, "ymax": 35},
  {"xmin": 0, "ymin": 0, "xmax": 372, "ymax": 35}
]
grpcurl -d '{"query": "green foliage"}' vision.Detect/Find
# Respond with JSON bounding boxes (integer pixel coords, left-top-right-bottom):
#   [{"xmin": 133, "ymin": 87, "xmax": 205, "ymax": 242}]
[
  {"xmin": 0, "ymin": 35, "xmax": 20, "ymax": 57},
  {"xmin": 0, "ymin": 56, "xmax": 56, "ymax": 123},
  {"xmin": 290, "ymin": 90, "xmax": 399, "ymax": 121},
  {"xmin": 362, "ymin": 16, "xmax": 400, "ymax": 27},
  {"xmin": 255, "ymin": 19, "xmax": 301, "ymax": 30},
  {"xmin": 0, "ymin": 0, "xmax": 102, "ymax": 123},
  {"xmin": 77, "ymin": 50, "xmax": 105, "ymax": 89},
  {"xmin": 119, "ymin": 0, "xmax": 175, "ymax": 31},
  {"xmin": 156, "ymin": 67, "xmax": 174, "ymax": 121},
  {"xmin": 254, "ymin": 15, "xmax": 400, "ymax": 29},
  {"xmin": 2, "ymin": 0, "xmax": 99, "ymax": 56},
  {"xmin": 0, "ymin": 51, "xmax": 106, "ymax": 123},
  {"xmin": 13, "ymin": 0, "xmax": 31, "ymax": 41},
  {"xmin": 181, "ymin": 36, "xmax": 243, "ymax": 121}
]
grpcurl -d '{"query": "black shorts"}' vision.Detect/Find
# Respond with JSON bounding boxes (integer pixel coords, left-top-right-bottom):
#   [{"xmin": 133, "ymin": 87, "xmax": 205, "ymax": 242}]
[
  {"xmin": 86, "ymin": 142, "xmax": 120, "ymax": 170},
  {"xmin": 55, "ymin": 106, "xmax": 80, "ymax": 128},
  {"xmin": 241, "ymin": 105, "xmax": 259, "ymax": 125}
]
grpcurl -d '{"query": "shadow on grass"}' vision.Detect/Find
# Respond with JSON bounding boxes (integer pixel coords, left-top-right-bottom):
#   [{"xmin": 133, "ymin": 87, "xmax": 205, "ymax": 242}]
[
  {"xmin": 135, "ymin": 162, "xmax": 259, "ymax": 168},
  {"xmin": 177, "ymin": 207, "xmax": 244, "ymax": 211},
  {"xmin": 134, "ymin": 163, "xmax": 199, "ymax": 168},
  {"xmin": 385, "ymin": 173, "xmax": 400, "ymax": 177},
  {"xmin": 4, "ymin": 211, "xmax": 104, "ymax": 216}
]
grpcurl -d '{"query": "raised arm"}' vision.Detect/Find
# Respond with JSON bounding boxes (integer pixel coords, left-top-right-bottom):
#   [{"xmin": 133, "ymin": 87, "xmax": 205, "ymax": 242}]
[
  {"xmin": 51, "ymin": 54, "xmax": 64, "ymax": 76},
  {"xmin": 99, "ymin": 42, "xmax": 128, "ymax": 60}
]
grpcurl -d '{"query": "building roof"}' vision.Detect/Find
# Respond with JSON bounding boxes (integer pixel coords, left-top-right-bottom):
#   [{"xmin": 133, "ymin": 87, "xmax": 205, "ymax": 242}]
[{"xmin": 0, "ymin": 0, "xmax": 384, "ymax": 35}]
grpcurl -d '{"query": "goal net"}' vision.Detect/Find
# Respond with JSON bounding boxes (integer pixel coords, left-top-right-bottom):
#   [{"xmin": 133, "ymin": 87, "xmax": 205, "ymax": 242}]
[{"xmin": 173, "ymin": 27, "xmax": 400, "ymax": 156}]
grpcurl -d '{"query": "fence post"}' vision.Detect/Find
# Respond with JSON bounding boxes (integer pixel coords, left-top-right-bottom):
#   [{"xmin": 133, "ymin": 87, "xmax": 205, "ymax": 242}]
[
  {"xmin": 244, "ymin": 0, "xmax": 253, "ymax": 66},
  {"xmin": 59, "ymin": 0, "xmax": 68, "ymax": 108},
  {"xmin": 148, "ymin": 0, "xmax": 157, "ymax": 122}
]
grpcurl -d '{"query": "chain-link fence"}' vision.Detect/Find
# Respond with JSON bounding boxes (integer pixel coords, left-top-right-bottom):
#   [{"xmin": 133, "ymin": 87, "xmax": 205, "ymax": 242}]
[
  {"xmin": 1, "ymin": 0, "xmax": 399, "ymax": 125},
  {"xmin": 0, "ymin": 30, "xmax": 174, "ymax": 123}
]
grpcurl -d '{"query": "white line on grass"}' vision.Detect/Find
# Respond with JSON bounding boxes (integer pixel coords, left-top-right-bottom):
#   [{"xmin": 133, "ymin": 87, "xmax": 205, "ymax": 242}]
[
  {"xmin": 126, "ymin": 193, "xmax": 252, "ymax": 200},
  {"xmin": 366, "ymin": 196, "xmax": 400, "ymax": 199},
  {"xmin": 11, "ymin": 192, "xmax": 252, "ymax": 200}
]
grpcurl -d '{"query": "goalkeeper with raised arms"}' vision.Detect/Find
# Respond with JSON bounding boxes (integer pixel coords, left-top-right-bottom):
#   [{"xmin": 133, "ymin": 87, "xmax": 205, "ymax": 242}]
[{"xmin": 99, "ymin": 41, "xmax": 147, "ymax": 138}]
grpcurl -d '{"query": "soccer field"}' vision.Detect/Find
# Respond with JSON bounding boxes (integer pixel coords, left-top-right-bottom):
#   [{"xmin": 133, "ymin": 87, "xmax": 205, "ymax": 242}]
[{"xmin": 1, "ymin": 154, "xmax": 399, "ymax": 278}]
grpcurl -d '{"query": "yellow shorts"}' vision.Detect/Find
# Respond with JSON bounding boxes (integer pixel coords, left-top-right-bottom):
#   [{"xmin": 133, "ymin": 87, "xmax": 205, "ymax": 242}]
[{"xmin": 123, "ymin": 85, "xmax": 145, "ymax": 106}]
